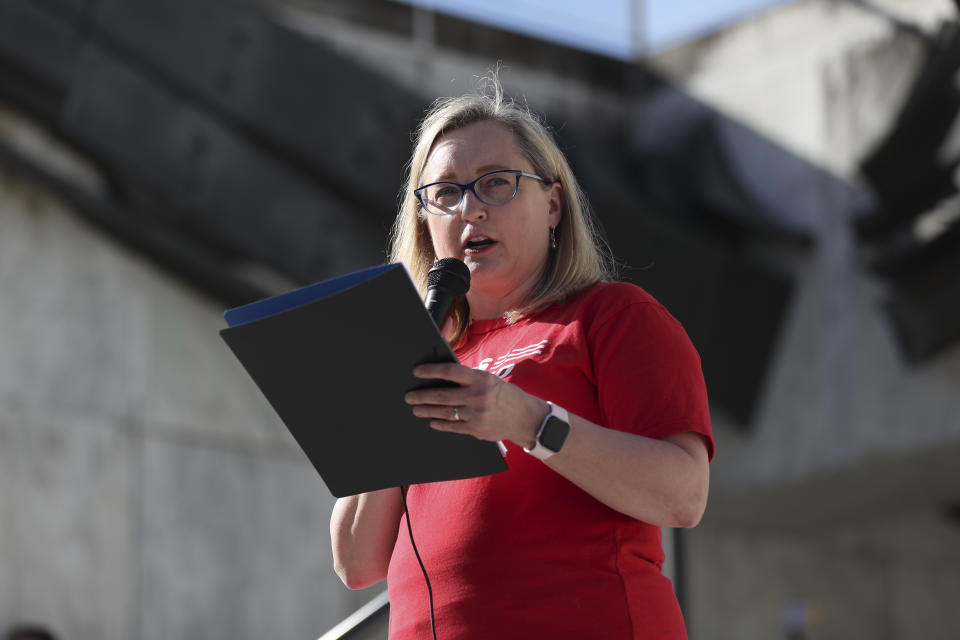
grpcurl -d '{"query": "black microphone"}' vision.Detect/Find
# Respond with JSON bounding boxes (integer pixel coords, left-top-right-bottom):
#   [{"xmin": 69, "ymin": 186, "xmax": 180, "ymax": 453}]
[{"xmin": 425, "ymin": 258, "xmax": 470, "ymax": 330}]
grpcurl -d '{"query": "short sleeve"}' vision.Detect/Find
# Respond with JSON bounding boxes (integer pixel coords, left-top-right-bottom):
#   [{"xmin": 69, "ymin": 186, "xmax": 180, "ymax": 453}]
[{"xmin": 589, "ymin": 297, "xmax": 714, "ymax": 460}]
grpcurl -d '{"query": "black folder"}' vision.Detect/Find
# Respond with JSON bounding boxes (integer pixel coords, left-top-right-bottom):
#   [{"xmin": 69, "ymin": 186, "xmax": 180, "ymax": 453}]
[{"xmin": 220, "ymin": 263, "xmax": 508, "ymax": 497}]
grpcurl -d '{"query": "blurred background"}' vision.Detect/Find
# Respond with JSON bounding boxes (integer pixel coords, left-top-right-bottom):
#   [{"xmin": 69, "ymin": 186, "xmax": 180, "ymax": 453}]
[{"xmin": 1, "ymin": 0, "xmax": 959, "ymax": 638}]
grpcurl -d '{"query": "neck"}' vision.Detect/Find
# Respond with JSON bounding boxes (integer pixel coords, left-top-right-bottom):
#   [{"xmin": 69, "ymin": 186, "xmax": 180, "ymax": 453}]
[{"xmin": 467, "ymin": 276, "xmax": 541, "ymax": 320}]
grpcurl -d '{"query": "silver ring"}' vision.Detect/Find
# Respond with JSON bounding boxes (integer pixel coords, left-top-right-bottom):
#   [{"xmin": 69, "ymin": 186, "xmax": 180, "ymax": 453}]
[{"xmin": 452, "ymin": 406, "xmax": 460, "ymax": 422}]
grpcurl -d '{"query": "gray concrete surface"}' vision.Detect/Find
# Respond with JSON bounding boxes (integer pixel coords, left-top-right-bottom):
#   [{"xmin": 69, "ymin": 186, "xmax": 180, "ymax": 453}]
[{"xmin": 0, "ymin": 159, "xmax": 379, "ymax": 638}]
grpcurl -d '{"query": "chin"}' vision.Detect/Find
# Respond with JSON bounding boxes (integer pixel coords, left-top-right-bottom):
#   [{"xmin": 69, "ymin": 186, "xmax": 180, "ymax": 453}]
[{"xmin": 463, "ymin": 259, "xmax": 501, "ymax": 278}]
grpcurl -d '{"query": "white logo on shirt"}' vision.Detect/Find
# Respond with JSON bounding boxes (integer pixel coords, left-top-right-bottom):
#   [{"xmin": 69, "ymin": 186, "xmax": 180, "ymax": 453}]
[{"xmin": 475, "ymin": 339, "xmax": 549, "ymax": 379}]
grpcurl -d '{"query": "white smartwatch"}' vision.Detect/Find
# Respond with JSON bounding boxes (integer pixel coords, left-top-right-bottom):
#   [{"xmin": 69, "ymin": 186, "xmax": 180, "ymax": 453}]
[{"xmin": 524, "ymin": 402, "xmax": 570, "ymax": 461}]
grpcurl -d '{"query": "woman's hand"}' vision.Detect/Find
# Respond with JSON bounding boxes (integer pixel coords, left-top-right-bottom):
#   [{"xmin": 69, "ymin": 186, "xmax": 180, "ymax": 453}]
[{"xmin": 404, "ymin": 362, "xmax": 549, "ymax": 448}]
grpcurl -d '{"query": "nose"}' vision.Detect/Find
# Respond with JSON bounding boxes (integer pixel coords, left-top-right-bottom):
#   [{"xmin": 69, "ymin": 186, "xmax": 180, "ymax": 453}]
[{"xmin": 459, "ymin": 188, "xmax": 487, "ymax": 222}]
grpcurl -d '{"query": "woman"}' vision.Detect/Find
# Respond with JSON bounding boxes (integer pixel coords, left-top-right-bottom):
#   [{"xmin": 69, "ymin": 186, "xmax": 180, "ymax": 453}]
[{"xmin": 331, "ymin": 78, "xmax": 713, "ymax": 639}]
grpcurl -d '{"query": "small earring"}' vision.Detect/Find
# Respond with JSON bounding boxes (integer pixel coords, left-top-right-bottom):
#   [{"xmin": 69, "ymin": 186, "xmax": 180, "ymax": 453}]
[{"xmin": 549, "ymin": 227, "xmax": 557, "ymax": 250}]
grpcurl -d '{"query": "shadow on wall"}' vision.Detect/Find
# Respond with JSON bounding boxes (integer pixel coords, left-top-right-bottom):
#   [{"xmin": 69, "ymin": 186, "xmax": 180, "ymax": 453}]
[
  {"xmin": 3, "ymin": 625, "xmax": 59, "ymax": 640},
  {"xmin": 2, "ymin": 0, "xmax": 954, "ymax": 431},
  {"xmin": 856, "ymin": 19, "xmax": 960, "ymax": 364}
]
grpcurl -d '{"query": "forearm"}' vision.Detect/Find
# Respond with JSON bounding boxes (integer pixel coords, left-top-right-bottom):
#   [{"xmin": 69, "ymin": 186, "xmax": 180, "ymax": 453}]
[
  {"xmin": 539, "ymin": 417, "xmax": 709, "ymax": 528},
  {"xmin": 330, "ymin": 487, "xmax": 403, "ymax": 589},
  {"xmin": 500, "ymin": 393, "xmax": 710, "ymax": 528}
]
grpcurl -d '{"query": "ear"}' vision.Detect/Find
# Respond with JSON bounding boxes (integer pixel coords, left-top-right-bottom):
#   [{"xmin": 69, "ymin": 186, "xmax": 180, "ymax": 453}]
[{"xmin": 546, "ymin": 181, "xmax": 564, "ymax": 228}]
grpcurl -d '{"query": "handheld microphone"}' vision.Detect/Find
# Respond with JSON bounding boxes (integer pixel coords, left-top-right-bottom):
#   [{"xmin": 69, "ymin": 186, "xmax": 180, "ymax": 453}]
[{"xmin": 425, "ymin": 258, "xmax": 470, "ymax": 330}]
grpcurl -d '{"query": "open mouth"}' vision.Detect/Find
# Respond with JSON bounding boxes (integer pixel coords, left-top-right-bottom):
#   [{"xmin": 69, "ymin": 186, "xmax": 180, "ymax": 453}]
[{"xmin": 464, "ymin": 236, "xmax": 496, "ymax": 252}]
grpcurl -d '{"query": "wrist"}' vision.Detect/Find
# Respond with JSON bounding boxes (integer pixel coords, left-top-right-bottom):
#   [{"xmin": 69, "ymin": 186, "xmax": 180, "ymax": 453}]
[
  {"xmin": 524, "ymin": 402, "xmax": 571, "ymax": 461},
  {"xmin": 518, "ymin": 397, "xmax": 549, "ymax": 450}
]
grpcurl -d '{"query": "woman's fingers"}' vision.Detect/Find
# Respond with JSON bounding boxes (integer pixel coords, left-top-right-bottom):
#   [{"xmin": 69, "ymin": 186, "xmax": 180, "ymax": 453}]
[
  {"xmin": 405, "ymin": 362, "xmax": 487, "ymax": 405},
  {"xmin": 405, "ymin": 386, "xmax": 459, "ymax": 406},
  {"xmin": 412, "ymin": 362, "xmax": 477, "ymax": 384},
  {"xmin": 411, "ymin": 404, "xmax": 468, "ymax": 422}
]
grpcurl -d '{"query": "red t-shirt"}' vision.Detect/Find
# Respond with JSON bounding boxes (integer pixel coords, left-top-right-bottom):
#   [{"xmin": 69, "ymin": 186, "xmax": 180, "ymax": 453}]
[{"xmin": 387, "ymin": 282, "xmax": 713, "ymax": 639}]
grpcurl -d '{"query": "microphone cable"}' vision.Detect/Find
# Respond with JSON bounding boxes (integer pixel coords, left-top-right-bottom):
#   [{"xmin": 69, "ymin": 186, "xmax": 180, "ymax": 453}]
[
  {"xmin": 400, "ymin": 485, "xmax": 438, "ymax": 640},
  {"xmin": 404, "ymin": 257, "xmax": 465, "ymax": 640}
]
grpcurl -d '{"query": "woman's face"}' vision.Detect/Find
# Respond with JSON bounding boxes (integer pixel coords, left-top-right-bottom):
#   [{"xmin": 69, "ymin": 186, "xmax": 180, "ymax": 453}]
[{"xmin": 420, "ymin": 120, "xmax": 562, "ymax": 318}]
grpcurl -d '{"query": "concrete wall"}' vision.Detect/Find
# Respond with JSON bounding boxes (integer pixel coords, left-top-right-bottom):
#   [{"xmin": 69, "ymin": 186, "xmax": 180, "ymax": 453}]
[
  {"xmin": 0, "ymin": 108, "xmax": 380, "ymax": 638},
  {"xmin": 688, "ymin": 510, "xmax": 960, "ymax": 639},
  {"xmin": 648, "ymin": 0, "xmax": 960, "ymax": 637},
  {"xmin": 647, "ymin": 0, "xmax": 960, "ymax": 512},
  {"xmin": 266, "ymin": 0, "xmax": 630, "ymax": 126},
  {"xmin": 0, "ymin": 8, "xmax": 640, "ymax": 636}
]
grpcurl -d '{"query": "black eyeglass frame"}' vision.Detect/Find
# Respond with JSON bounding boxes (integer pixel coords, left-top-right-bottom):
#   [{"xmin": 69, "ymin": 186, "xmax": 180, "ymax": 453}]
[{"xmin": 414, "ymin": 169, "xmax": 546, "ymax": 216}]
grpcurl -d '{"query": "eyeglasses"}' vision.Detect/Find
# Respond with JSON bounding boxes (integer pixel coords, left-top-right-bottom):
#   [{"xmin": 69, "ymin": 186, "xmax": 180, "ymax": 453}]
[{"xmin": 414, "ymin": 169, "xmax": 546, "ymax": 216}]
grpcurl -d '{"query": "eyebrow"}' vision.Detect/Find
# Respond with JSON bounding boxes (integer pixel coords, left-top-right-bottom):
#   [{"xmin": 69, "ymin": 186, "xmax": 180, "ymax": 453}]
[{"xmin": 429, "ymin": 164, "xmax": 512, "ymax": 183}]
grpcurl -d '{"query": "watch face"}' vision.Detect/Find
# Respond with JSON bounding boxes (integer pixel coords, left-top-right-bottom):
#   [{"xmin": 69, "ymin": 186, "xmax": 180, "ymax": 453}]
[{"xmin": 539, "ymin": 416, "xmax": 570, "ymax": 452}]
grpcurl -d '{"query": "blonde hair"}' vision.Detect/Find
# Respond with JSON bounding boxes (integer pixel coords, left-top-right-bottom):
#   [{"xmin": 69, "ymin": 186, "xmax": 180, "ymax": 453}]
[{"xmin": 389, "ymin": 75, "xmax": 615, "ymax": 345}]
